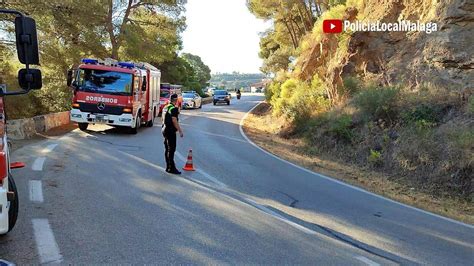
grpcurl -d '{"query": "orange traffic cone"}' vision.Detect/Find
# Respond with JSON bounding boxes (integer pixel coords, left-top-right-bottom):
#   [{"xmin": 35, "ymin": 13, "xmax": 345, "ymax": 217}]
[{"xmin": 183, "ymin": 149, "xmax": 195, "ymax": 171}]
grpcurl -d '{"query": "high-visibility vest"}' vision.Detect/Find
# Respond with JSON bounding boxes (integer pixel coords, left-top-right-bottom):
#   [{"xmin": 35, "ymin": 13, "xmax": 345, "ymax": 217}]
[
  {"xmin": 162, "ymin": 104, "xmax": 176, "ymax": 127},
  {"xmin": 165, "ymin": 104, "xmax": 176, "ymax": 113}
]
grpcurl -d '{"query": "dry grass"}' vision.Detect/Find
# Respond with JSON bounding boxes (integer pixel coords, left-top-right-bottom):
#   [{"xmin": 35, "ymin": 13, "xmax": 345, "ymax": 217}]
[{"xmin": 243, "ymin": 103, "xmax": 474, "ymax": 224}]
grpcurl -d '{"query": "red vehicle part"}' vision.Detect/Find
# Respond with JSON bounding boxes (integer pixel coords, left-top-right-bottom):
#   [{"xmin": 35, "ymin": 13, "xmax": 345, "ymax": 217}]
[
  {"xmin": 159, "ymin": 84, "xmax": 183, "ymax": 115},
  {"xmin": 70, "ymin": 59, "xmax": 161, "ymax": 133}
]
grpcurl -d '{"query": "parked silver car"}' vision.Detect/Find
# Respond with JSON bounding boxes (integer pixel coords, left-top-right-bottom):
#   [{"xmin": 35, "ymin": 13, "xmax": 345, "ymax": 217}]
[{"xmin": 182, "ymin": 92, "xmax": 202, "ymax": 109}]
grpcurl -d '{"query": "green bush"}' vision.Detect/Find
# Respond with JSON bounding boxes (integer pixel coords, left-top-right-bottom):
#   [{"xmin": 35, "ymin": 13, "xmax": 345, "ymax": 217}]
[
  {"xmin": 267, "ymin": 81, "xmax": 282, "ymax": 103},
  {"xmin": 343, "ymin": 76, "xmax": 360, "ymax": 95},
  {"xmin": 328, "ymin": 114, "xmax": 353, "ymax": 142},
  {"xmin": 354, "ymin": 86, "xmax": 399, "ymax": 121},
  {"xmin": 272, "ymin": 79, "xmax": 298, "ymax": 116},
  {"xmin": 304, "ymin": 115, "xmax": 329, "ymax": 131},
  {"xmin": 280, "ymin": 78, "xmax": 298, "ymax": 99},
  {"xmin": 368, "ymin": 149, "xmax": 383, "ymax": 166},
  {"xmin": 414, "ymin": 119, "xmax": 436, "ymax": 133},
  {"xmin": 402, "ymin": 104, "xmax": 440, "ymax": 124},
  {"xmin": 272, "ymin": 76, "xmax": 331, "ymax": 122},
  {"xmin": 281, "ymin": 81, "xmax": 313, "ymax": 121}
]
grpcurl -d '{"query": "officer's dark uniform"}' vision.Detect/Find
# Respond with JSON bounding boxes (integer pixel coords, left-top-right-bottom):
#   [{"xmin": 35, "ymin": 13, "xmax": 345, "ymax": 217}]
[{"xmin": 162, "ymin": 102, "xmax": 179, "ymax": 172}]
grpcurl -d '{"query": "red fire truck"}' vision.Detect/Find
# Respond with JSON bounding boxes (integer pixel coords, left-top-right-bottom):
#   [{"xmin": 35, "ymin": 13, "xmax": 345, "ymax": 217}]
[
  {"xmin": 68, "ymin": 59, "xmax": 161, "ymax": 134},
  {"xmin": 159, "ymin": 83, "xmax": 183, "ymax": 115},
  {"xmin": 1, "ymin": 9, "xmax": 42, "ymax": 235}
]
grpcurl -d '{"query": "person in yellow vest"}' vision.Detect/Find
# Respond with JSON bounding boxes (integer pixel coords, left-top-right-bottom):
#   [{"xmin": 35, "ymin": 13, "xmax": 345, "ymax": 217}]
[{"xmin": 161, "ymin": 94, "xmax": 184, "ymax": 174}]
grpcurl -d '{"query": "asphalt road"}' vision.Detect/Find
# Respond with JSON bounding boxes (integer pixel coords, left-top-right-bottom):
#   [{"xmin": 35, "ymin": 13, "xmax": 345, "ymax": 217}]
[{"xmin": 0, "ymin": 93, "xmax": 472, "ymax": 264}]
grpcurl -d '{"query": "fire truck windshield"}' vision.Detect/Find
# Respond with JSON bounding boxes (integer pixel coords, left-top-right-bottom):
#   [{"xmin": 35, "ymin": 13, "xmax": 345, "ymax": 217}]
[
  {"xmin": 160, "ymin": 90, "xmax": 170, "ymax": 98},
  {"xmin": 77, "ymin": 69, "xmax": 133, "ymax": 95}
]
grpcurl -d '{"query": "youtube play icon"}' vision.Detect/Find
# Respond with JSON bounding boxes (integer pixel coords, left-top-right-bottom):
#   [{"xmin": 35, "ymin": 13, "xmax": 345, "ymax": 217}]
[{"xmin": 323, "ymin": 19, "xmax": 343, "ymax": 33}]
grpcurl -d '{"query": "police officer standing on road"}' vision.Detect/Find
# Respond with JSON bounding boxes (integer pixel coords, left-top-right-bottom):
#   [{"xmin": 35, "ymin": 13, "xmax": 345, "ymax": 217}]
[{"xmin": 162, "ymin": 94, "xmax": 183, "ymax": 174}]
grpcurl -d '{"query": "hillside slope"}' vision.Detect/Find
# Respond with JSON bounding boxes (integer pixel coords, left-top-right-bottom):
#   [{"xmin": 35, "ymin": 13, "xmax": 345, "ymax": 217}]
[
  {"xmin": 247, "ymin": 0, "xmax": 473, "ymax": 221},
  {"xmin": 345, "ymin": 0, "xmax": 473, "ymax": 94}
]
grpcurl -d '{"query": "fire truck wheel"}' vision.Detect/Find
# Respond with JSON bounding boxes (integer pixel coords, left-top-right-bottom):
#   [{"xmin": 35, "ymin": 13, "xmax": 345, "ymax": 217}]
[
  {"xmin": 7, "ymin": 175, "xmax": 18, "ymax": 233},
  {"xmin": 130, "ymin": 115, "xmax": 140, "ymax": 134},
  {"xmin": 146, "ymin": 116, "xmax": 154, "ymax": 127},
  {"xmin": 78, "ymin": 123, "xmax": 88, "ymax": 131}
]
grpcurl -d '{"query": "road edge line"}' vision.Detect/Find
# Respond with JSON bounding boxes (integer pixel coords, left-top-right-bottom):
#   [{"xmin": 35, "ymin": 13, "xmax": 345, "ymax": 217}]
[
  {"xmin": 41, "ymin": 143, "xmax": 58, "ymax": 154},
  {"xmin": 31, "ymin": 157, "xmax": 46, "ymax": 171},
  {"xmin": 239, "ymin": 102, "xmax": 474, "ymax": 229},
  {"xmin": 175, "ymin": 152, "xmax": 228, "ymax": 189},
  {"xmin": 29, "ymin": 180, "xmax": 44, "ymax": 203},
  {"xmin": 354, "ymin": 256, "xmax": 381, "ymax": 266},
  {"xmin": 32, "ymin": 219, "xmax": 63, "ymax": 264}
]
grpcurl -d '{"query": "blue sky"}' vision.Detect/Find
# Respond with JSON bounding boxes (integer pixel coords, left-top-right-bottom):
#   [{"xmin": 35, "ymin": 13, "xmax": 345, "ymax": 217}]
[{"xmin": 181, "ymin": 0, "xmax": 269, "ymax": 74}]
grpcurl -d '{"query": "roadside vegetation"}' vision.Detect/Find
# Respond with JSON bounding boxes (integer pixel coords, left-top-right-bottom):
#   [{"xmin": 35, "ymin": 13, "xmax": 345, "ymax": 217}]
[
  {"xmin": 246, "ymin": 0, "xmax": 473, "ymax": 222},
  {"xmin": 210, "ymin": 73, "xmax": 266, "ymax": 91},
  {"xmin": 0, "ymin": 1, "xmax": 211, "ymax": 119}
]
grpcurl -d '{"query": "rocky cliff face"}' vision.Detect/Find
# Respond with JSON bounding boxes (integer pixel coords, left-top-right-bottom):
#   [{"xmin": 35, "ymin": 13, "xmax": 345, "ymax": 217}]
[{"xmin": 343, "ymin": 0, "xmax": 473, "ymax": 95}]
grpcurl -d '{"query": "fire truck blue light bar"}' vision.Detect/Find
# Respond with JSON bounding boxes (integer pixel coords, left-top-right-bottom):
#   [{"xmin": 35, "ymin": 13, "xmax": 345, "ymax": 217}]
[
  {"xmin": 82, "ymin": 58, "xmax": 98, "ymax": 64},
  {"xmin": 118, "ymin": 62, "xmax": 135, "ymax": 69}
]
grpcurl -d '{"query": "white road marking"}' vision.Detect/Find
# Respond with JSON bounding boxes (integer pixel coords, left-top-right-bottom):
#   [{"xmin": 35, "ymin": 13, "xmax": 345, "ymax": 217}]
[
  {"xmin": 195, "ymin": 168, "xmax": 228, "ymax": 189},
  {"xmin": 29, "ymin": 180, "xmax": 44, "ymax": 203},
  {"xmin": 176, "ymin": 150, "xmax": 313, "ymax": 234},
  {"xmin": 179, "ymin": 151, "xmax": 318, "ymax": 235},
  {"xmin": 180, "ymin": 115, "xmax": 191, "ymax": 121},
  {"xmin": 172, "ymin": 162, "xmax": 383, "ymax": 261},
  {"xmin": 355, "ymin": 256, "xmax": 381, "ymax": 266},
  {"xmin": 239, "ymin": 102, "xmax": 474, "ymax": 230},
  {"xmin": 244, "ymin": 198, "xmax": 316, "ymax": 235},
  {"xmin": 32, "ymin": 219, "xmax": 62, "ymax": 264},
  {"xmin": 175, "ymin": 152, "xmax": 227, "ymax": 189},
  {"xmin": 41, "ymin": 143, "xmax": 58, "ymax": 153},
  {"xmin": 95, "ymin": 133, "xmax": 379, "ymax": 262},
  {"xmin": 176, "ymin": 151, "xmax": 386, "ymax": 262},
  {"xmin": 32, "ymin": 157, "xmax": 46, "ymax": 171}
]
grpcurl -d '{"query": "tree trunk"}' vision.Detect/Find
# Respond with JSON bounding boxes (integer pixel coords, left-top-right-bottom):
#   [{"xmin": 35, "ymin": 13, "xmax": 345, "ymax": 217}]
[
  {"xmin": 291, "ymin": 16, "xmax": 304, "ymax": 37},
  {"xmin": 105, "ymin": 0, "xmax": 135, "ymax": 60},
  {"xmin": 298, "ymin": 1, "xmax": 314, "ymax": 32},
  {"xmin": 105, "ymin": 0, "xmax": 118, "ymax": 59},
  {"xmin": 296, "ymin": 6, "xmax": 310, "ymax": 33},
  {"xmin": 115, "ymin": 0, "xmax": 134, "ymax": 57},
  {"xmin": 303, "ymin": 0, "xmax": 315, "ymax": 26},
  {"xmin": 282, "ymin": 19, "xmax": 299, "ymax": 49},
  {"xmin": 288, "ymin": 19, "xmax": 301, "ymax": 48}
]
